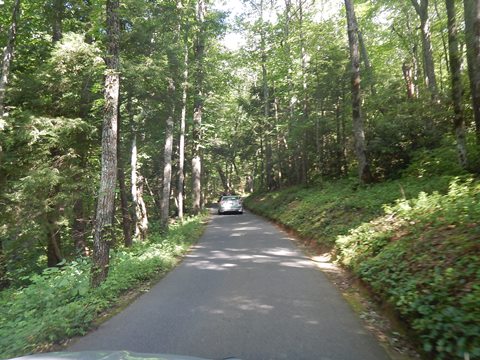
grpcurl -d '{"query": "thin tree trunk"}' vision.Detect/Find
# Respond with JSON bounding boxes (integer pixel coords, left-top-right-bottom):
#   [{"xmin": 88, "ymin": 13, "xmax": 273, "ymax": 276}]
[
  {"xmin": 259, "ymin": 0, "xmax": 273, "ymax": 190},
  {"xmin": 411, "ymin": 0, "xmax": 438, "ymax": 100},
  {"xmin": 72, "ymin": 76, "xmax": 93, "ymax": 255},
  {"xmin": 274, "ymin": 96, "xmax": 283, "ymax": 187},
  {"xmin": 72, "ymin": 197, "xmax": 87, "ymax": 255},
  {"xmin": 298, "ymin": 0, "xmax": 308, "ymax": 185},
  {"xmin": 341, "ymin": 92, "xmax": 348, "ymax": 175},
  {"xmin": 335, "ymin": 101, "xmax": 343, "ymax": 177},
  {"xmin": 216, "ymin": 164, "xmax": 229, "ymax": 193},
  {"xmin": 403, "ymin": 62, "xmax": 416, "ymax": 99},
  {"xmin": 284, "ymin": 0, "xmax": 295, "ymax": 186},
  {"xmin": 192, "ymin": 0, "xmax": 206, "ymax": 215},
  {"xmin": 0, "ymin": 0, "xmax": 21, "ymax": 119},
  {"xmin": 131, "ymin": 132, "xmax": 148, "ymax": 241},
  {"xmin": 0, "ymin": 239, "xmax": 7, "ymax": 289},
  {"xmin": 446, "ymin": 0, "xmax": 468, "ymax": 168},
  {"xmin": 464, "ymin": 0, "xmax": 480, "ymax": 143},
  {"xmin": 52, "ymin": 0, "xmax": 64, "ymax": 43},
  {"xmin": 46, "ymin": 209, "xmax": 63, "ymax": 267},
  {"xmin": 160, "ymin": 77, "xmax": 176, "ymax": 230},
  {"xmin": 117, "ymin": 105, "xmax": 132, "ymax": 247},
  {"xmin": 177, "ymin": 27, "xmax": 189, "ymax": 221},
  {"xmin": 357, "ymin": 23, "xmax": 376, "ymax": 95},
  {"xmin": 46, "ymin": 183, "xmax": 63, "ymax": 267},
  {"xmin": 118, "ymin": 165, "xmax": 132, "ymax": 246},
  {"xmin": 136, "ymin": 175, "xmax": 148, "ymax": 240},
  {"xmin": 92, "ymin": 0, "xmax": 120, "ymax": 287},
  {"xmin": 344, "ymin": 0, "xmax": 372, "ymax": 184},
  {"xmin": 475, "ymin": 0, "xmax": 480, "ymax": 136}
]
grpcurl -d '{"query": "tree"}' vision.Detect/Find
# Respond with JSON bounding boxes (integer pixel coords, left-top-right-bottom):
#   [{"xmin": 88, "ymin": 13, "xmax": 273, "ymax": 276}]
[
  {"xmin": 130, "ymin": 128, "xmax": 148, "ymax": 241},
  {"xmin": 117, "ymin": 105, "xmax": 132, "ymax": 247},
  {"xmin": 464, "ymin": 0, "xmax": 480, "ymax": 143},
  {"xmin": 0, "ymin": 0, "xmax": 21, "ymax": 287},
  {"xmin": 344, "ymin": 0, "xmax": 372, "ymax": 183},
  {"xmin": 177, "ymin": 15, "xmax": 190, "ymax": 221},
  {"xmin": 160, "ymin": 59, "xmax": 177, "ymax": 230},
  {"xmin": 446, "ymin": 0, "xmax": 467, "ymax": 168},
  {"xmin": 191, "ymin": 0, "xmax": 206, "ymax": 215},
  {"xmin": 0, "ymin": 0, "xmax": 21, "ymax": 119},
  {"xmin": 91, "ymin": 0, "xmax": 120, "ymax": 287},
  {"xmin": 411, "ymin": 0, "xmax": 438, "ymax": 100},
  {"xmin": 50, "ymin": 0, "xmax": 65, "ymax": 43}
]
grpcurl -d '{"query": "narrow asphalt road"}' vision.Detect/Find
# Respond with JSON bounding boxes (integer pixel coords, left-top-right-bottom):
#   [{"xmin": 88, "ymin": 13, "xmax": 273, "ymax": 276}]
[{"xmin": 69, "ymin": 210, "xmax": 389, "ymax": 360}]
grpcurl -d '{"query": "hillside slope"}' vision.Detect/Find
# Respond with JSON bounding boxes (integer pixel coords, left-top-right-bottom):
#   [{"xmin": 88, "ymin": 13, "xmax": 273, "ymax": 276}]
[{"xmin": 244, "ymin": 176, "xmax": 480, "ymax": 359}]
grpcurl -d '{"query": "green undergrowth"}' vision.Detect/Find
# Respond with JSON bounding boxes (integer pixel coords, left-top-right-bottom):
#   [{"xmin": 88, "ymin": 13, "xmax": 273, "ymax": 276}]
[
  {"xmin": 245, "ymin": 176, "xmax": 480, "ymax": 359},
  {"xmin": 0, "ymin": 216, "xmax": 205, "ymax": 359}
]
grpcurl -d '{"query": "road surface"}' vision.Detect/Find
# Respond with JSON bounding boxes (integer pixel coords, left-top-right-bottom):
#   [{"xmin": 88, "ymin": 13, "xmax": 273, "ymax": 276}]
[{"xmin": 69, "ymin": 210, "xmax": 389, "ymax": 360}]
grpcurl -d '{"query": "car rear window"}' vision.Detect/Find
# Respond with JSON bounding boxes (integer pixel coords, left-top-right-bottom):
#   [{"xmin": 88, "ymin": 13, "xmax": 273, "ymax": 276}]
[{"xmin": 221, "ymin": 196, "xmax": 239, "ymax": 201}]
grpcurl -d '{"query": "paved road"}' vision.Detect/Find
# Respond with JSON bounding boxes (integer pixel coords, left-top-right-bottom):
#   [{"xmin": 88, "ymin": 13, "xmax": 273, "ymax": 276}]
[{"xmin": 69, "ymin": 210, "xmax": 389, "ymax": 360}]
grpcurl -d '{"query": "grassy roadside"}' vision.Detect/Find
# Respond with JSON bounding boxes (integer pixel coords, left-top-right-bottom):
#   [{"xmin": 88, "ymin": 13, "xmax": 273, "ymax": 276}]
[
  {"xmin": 244, "ymin": 176, "xmax": 480, "ymax": 359},
  {"xmin": 0, "ymin": 216, "xmax": 206, "ymax": 359}
]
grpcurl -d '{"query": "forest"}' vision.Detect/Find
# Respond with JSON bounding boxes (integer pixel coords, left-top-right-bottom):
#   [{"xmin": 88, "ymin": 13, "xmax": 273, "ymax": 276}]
[{"xmin": 0, "ymin": 0, "xmax": 479, "ymax": 358}]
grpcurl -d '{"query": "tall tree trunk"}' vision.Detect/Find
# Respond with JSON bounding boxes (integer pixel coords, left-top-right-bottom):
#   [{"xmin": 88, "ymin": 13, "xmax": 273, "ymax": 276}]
[
  {"xmin": 475, "ymin": 0, "xmax": 480, "ymax": 137},
  {"xmin": 131, "ymin": 132, "xmax": 148, "ymax": 241},
  {"xmin": 464, "ymin": 0, "xmax": 480, "ymax": 143},
  {"xmin": 335, "ymin": 101, "xmax": 344, "ymax": 177},
  {"xmin": 0, "ymin": 0, "xmax": 20, "ymax": 120},
  {"xmin": 298, "ymin": 0, "xmax": 309, "ymax": 185},
  {"xmin": 192, "ymin": 0, "xmax": 206, "ymax": 215},
  {"xmin": 160, "ymin": 77, "xmax": 176, "ymax": 230},
  {"xmin": 0, "ymin": 239, "xmax": 7, "ymax": 289},
  {"xmin": 411, "ymin": 0, "xmax": 438, "ymax": 100},
  {"xmin": 259, "ymin": 0, "xmax": 273, "ymax": 190},
  {"xmin": 46, "ymin": 206, "xmax": 63, "ymax": 267},
  {"xmin": 446, "ymin": 0, "xmax": 468, "ymax": 168},
  {"xmin": 52, "ymin": 0, "xmax": 64, "ymax": 43},
  {"xmin": 177, "ymin": 26, "xmax": 189, "ymax": 221},
  {"xmin": 274, "ymin": 96, "xmax": 283, "ymax": 187},
  {"xmin": 92, "ymin": 0, "xmax": 120, "ymax": 287},
  {"xmin": 284, "ymin": 0, "xmax": 296, "ymax": 186},
  {"xmin": 117, "ymin": 103, "xmax": 132, "ymax": 247},
  {"xmin": 72, "ymin": 197, "xmax": 87, "ymax": 255},
  {"xmin": 72, "ymin": 76, "xmax": 93, "ymax": 255},
  {"xmin": 216, "ymin": 164, "xmax": 229, "ymax": 193},
  {"xmin": 344, "ymin": 0, "xmax": 372, "ymax": 184},
  {"xmin": 356, "ymin": 17, "xmax": 376, "ymax": 95},
  {"xmin": 46, "ymin": 183, "xmax": 63, "ymax": 267},
  {"xmin": 135, "ymin": 175, "xmax": 148, "ymax": 240},
  {"xmin": 403, "ymin": 62, "xmax": 416, "ymax": 99}
]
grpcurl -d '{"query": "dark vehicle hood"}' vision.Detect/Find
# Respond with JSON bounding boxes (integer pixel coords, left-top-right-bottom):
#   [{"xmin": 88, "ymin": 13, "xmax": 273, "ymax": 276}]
[{"xmin": 10, "ymin": 351, "xmax": 239, "ymax": 360}]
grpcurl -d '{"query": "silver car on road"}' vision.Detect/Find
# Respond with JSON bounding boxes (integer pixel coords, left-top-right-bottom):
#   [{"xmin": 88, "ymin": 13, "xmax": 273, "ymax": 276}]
[{"xmin": 218, "ymin": 196, "xmax": 243, "ymax": 215}]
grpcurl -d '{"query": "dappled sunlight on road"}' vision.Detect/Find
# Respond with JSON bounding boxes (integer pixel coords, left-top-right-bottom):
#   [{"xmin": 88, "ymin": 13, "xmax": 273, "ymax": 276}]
[
  {"xmin": 185, "ymin": 215, "xmax": 326, "ymax": 273},
  {"xmin": 231, "ymin": 226, "xmax": 262, "ymax": 231},
  {"xmin": 264, "ymin": 247, "xmax": 298, "ymax": 257},
  {"xmin": 185, "ymin": 245, "xmax": 317, "ymax": 271},
  {"xmin": 311, "ymin": 253, "xmax": 342, "ymax": 274}
]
